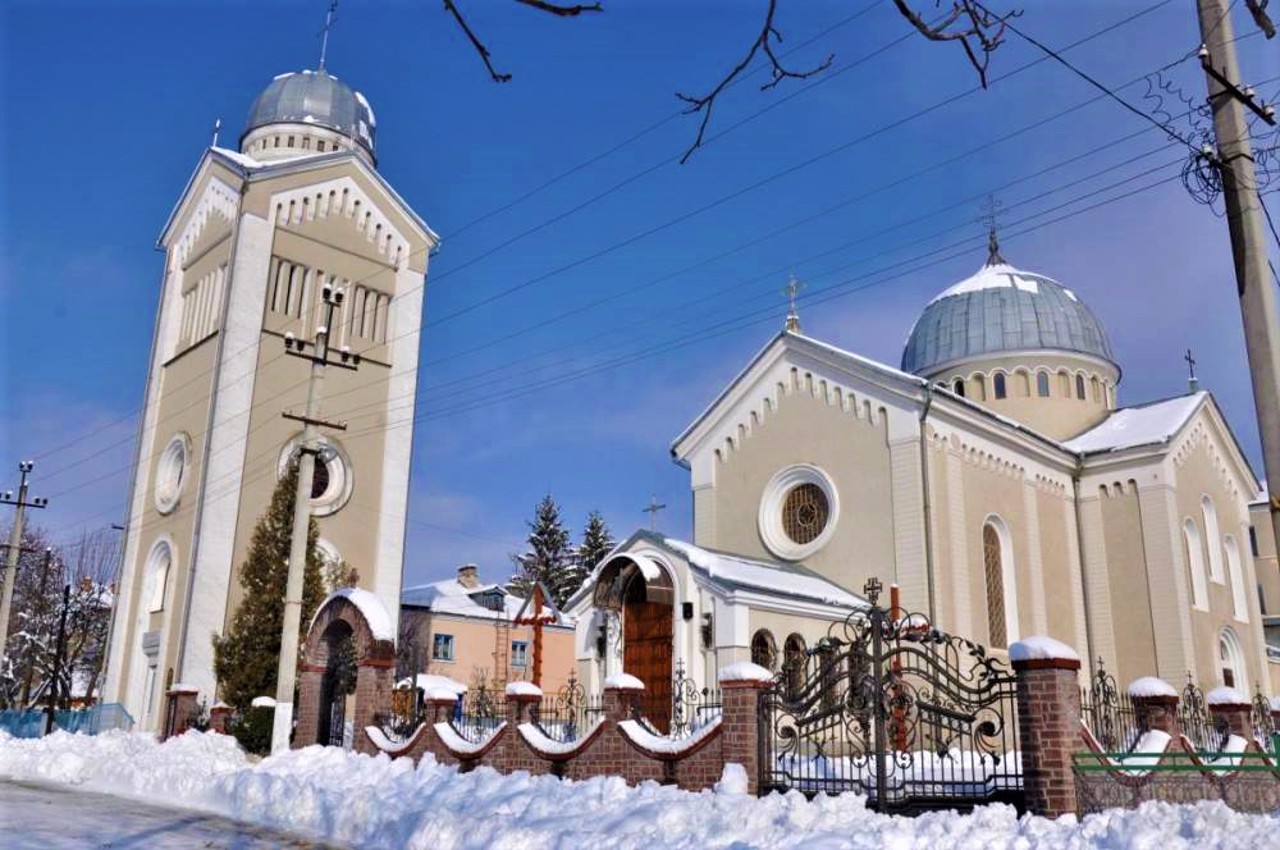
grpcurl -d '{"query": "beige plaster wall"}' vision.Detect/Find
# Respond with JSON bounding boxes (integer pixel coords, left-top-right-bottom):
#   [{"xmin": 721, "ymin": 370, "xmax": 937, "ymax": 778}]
[
  {"xmin": 707, "ymin": 382, "xmax": 895, "ymax": 594},
  {"xmin": 1097, "ymin": 482, "xmax": 1159, "ymax": 686},
  {"xmin": 957, "ymin": 453, "xmax": 1032, "ymax": 649}
]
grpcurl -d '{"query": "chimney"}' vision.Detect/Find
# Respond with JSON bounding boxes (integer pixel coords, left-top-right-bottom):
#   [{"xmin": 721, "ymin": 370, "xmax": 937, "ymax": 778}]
[{"xmin": 456, "ymin": 564, "xmax": 480, "ymax": 589}]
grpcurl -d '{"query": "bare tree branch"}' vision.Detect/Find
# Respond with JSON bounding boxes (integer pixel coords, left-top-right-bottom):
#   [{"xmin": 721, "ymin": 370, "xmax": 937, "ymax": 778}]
[
  {"xmin": 514, "ymin": 0, "xmax": 603, "ymax": 17},
  {"xmin": 675, "ymin": 0, "xmax": 833, "ymax": 164},
  {"xmin": 444, "ymin": 0, "xmax": 513, "ymax": 83},
  {"xmin": 892, "ymin": 0, "xmax": 1020, "ymax": 88}
]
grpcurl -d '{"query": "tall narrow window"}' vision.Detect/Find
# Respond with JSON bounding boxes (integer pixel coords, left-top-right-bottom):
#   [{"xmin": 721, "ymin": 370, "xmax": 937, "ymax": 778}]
[
  {"xmin": 993, "ymin": 373, "xmax": 1007, "ymax": 400},
  {"xmin": 783, "ymin": 634, "xmax": 806, "ymax": 701},
  {"xmin": 751, "ymin": 629, "xmax": 778, "ymax": 671},
  {"xmin": 983, "ymin": 523, "xmax": 1007, "ymax": 648},
  {"xmin": 1075, "ymin": 374, "xmax": 1086, "ymax": 400},
  {"xmin": 974, "ymin": 374, "xmax": 986, "ymax": 401},
  {"xmin": 953, "ymin": 378, "xmax": 966, "ymax": 398},
  {"xmin": 1225, "ymin": 535, "xmax": 1248, "ymax": 622},
  {"xmin": 1036, "ymin": 371, "xmax": 1050, "ymax": 397},
  {"xmin": 1183, "ymin": 518, "xmax": 1208, "ymax": 610},
  {"xmin": 1201, "ymin": 496, "xmax": 1224, "ymax": 582}
]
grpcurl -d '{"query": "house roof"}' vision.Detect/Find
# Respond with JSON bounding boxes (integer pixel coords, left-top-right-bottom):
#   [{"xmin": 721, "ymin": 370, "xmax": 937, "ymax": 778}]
[
  {"xmin": 1064, "ymin": 392, "xmax": 1206, "ymax": 454},
  {"xmin": 401, "ymin": 575, "xmax": 571, "ymax": 626}
]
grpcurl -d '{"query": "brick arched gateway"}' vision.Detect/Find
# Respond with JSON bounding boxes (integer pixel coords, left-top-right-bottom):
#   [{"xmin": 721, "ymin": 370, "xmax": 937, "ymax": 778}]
[{"xmin": 295, "ymin": 588, "xmax": 396, "ymax": 754}]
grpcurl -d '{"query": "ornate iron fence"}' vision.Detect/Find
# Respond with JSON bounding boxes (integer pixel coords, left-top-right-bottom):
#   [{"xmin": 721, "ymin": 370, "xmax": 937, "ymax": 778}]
[
  {"xmin": 1176, "ymin": 676, "xmax": 1224, "ymax": 752},
  {"xmin": 1251, "ymin": 687, "xmax": 1277, "ymax": 755},
  {"xmin": 453, "ymin": 682, "xmax": 505, "ymax": 743},
  {"xmin": 1079, "ymin": 659, "xmax": 1141, "ymax": 752},
  {"xmin": 531, "ymin": 674, "xmax": 605, "ymax": 743},
  {"xmin": 758, "ymin": 578, "xmax": 1022, "ymax": 812}
]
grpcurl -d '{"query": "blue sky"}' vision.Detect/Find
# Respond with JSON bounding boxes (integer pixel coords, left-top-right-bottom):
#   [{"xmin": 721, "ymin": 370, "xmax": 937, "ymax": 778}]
[{"xmin": 2, "ymin": 1, "xmax": 1277, "ymax": 588}]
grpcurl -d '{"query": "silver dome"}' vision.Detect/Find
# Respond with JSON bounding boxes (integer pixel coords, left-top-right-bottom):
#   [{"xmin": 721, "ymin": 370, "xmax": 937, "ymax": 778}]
[
  {"xmin": 243, "ymin": 70, "xmax": 376, "ymax": 157},
  {"xmin": 902, "ymin": 259, "xmax": 1116, "ymax": 376}
]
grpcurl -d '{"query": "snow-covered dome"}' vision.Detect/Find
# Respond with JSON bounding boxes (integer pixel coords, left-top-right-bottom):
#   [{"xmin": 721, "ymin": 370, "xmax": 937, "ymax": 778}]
[
  {"xmin": 241, "ymin": 69, "xmax": 376, "ymax": 160},
  {"xmin": 902, "ymin": 250, "xmax": 1116, "ymax": 377}
]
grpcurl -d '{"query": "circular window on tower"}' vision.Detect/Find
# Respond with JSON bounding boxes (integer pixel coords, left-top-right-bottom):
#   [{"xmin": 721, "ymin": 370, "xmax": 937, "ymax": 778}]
[
  {"xmin": 154, "ymin": 433, "xmax": 190, "ymax": 515},
  {"xmin": 277, "ymin": 437, "xmax": 353, "ymax": 517},
  {"xmin": 758, "ymin": 464, "xmax": 839, "ymax": 561}
]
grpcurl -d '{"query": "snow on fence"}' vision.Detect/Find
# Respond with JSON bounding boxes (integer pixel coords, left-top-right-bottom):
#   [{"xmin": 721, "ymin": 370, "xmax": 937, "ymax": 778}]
[{"xmin": 0, "ymin": 703, "xmax": 133, "ymax": 739}]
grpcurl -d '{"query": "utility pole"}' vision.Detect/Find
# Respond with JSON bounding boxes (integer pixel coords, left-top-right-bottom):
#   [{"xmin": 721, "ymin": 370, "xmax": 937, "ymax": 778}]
[
  {"xmin": 1, "ymin": 461, "xmax": 49, "ymax": 669},
  {"xmin": 271, "ymin": 282, "xmax": 359, "ymax": 754},
  {"xmin": 1195, "ymin": 0, "xmax": 1280, "ymax": 553}
]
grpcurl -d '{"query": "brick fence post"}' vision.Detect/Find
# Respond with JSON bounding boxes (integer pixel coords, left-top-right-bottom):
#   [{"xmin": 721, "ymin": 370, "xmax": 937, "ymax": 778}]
[
  {"xmin": 209, "ymin": 701, "xmax": 233, "ymax": 736},
  {"xmin": 293, "ymin": 664, "xmax": 324, "ymax": 747},
  {"xmin": 718, "ymin": 662, "xmax": 773, "ymax": 796},
  {"xmin": 1127, "ymin": 677, "xmax": 1182, "ymax": 739},
  {"xmin": 505, "ymin": 682, "xmax": 543, "ymax": 726},
  {"xmin": 1010, "ymin": 637, "xmax": 1082, "ymax": 819},
  {"xmin": 1207, "ymin": 686, "xmax": 1254, "ymax": 743},
  {"xmin": 353, "ymin": 658, "xmax": 394, "ymax": 755},
  {"xmin": 602, "ymin": 673, "xmax": 644, "ymax": 722},
  {"xmin": 161, "ymin": 685, "xmax": 200, "ymax": 741},
  {"xmin": 425, "ymin": 690, "xmax": 459, "ymax": 724}
]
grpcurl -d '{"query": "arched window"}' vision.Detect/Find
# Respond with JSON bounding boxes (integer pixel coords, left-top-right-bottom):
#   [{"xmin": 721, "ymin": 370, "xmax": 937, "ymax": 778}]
[
  {"xmin": 953, "ymin": 378, "xmax": 966, "ymax": 398},
  {"xmin": 1036, "ymin": 371, "xmax": 1050, "ymax": 397},
  {"xmin": 993, "ymin": 373, "xmax": 1007, "ymax": 400},
  {"xmin": 1218, "ymin": 627, "xmax": 1247, "ymax": 691},
  {"xmin": 1075, "ymin": 374, "xmax": 1086, "ymax": 400},
  {"xmin": 751, "ymin": 629, "xmax": 778, "ymax": 671},
  {"xmin": 982, "ymin": 520, "xmax": 1018, "ymax": 648},
  {"xmin": 145, "ymin": 540, "xmax": 173, "ymax": 614},
  {"xmin": 1201, "ymin": 496, "xmax": 1224, "ymax": 582},
  {"xmin": 783, "ymin": 634, "xmax": 806, "ymax": 701},
  {"xmin": 1059, "ymin": 371, "xmax": 1071, "ymax": 396},
  {"xmin": 1182, "ymin": 519, "xmax": 1208, "ymax": 610},
  {"xmin": 1224, "ymin": 535, "xmax": 1248, "ymax": 622},
  {"xmin": 1091, "ymin": 376, "xmax": 1101, "ymax": 402},
  {"xmin": 974, "ymin": 374, "xmax": 987, "ymax": 401}
]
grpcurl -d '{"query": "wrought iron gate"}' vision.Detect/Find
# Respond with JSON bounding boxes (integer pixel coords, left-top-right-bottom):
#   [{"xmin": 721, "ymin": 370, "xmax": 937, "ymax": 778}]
[
  {"xmin": 318, "ymin": 631, "xmax": 357, "ymax": 748},
  {"xmin": 759, "ymin": 579, "xmax": 1023, "ymax": 813}
]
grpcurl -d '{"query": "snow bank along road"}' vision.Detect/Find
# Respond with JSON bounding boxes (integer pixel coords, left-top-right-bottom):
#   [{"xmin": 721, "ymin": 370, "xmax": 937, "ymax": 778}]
[
  {"xmin": 0, "ymin": 780, "xmax": 341, "ymax": 849},
  {"xmin": 1, "ymin": 730, "xmax": 1277, "ymax": 850}
]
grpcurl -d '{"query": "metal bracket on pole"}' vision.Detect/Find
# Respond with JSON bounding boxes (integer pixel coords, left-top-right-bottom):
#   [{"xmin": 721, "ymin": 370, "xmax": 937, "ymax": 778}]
[{"xmin": 1199, "ymin": 47, "xmax": 1277, "ymax": 125}]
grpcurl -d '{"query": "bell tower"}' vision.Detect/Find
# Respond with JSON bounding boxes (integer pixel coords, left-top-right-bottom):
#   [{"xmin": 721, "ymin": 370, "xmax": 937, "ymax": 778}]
[{"xmin": 102, "ymin": 65, "xmax": 438, "ymax": 729}]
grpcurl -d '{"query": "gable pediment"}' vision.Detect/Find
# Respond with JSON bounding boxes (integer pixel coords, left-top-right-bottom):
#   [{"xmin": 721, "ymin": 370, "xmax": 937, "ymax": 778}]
[{"xmin": 171, "ymin": 175, "xmax": 239, "ymax": 269}]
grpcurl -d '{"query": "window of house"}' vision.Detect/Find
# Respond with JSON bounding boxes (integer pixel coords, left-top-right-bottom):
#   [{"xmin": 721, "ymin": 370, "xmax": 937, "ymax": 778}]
[
  {"xmin": 511, "ymin": 640, "xmax": 529, "ymax": 668},
  {"xmin": 318, "ymin": 140, "xmax": 327, "ymax": 152},
  {"xmin": 993, "ymin": 373, "xmax": 1007, "ymax": 399},
  {"xmin": 1075, "ymin": 374, "xmax": 1086, "ymax": 400},
  {"xmin": 751, "ymin": 629, "xmax": 777, "ymax": 671},
  {"xmin": 1036, "ymin": 372, "xmax": 1050, "ymax": 398},
  {"xmin": 432, "ymin": 633, "xmax": 455, "ymax": 661},
  {"xmin": 1183, "ymin": 518, "xmax": 1209, "ymax": 610},
  {"xmin": 983, "ymin": 523, "xmax": 1007, "ymax": 648}
]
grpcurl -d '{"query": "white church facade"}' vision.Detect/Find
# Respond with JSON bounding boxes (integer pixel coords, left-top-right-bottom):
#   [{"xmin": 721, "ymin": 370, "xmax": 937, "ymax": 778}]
[
  {"xmin": 103, "ymin": 66, "xmax": 437, "ymax": 730},
  {"xmin": 568, "ymin": 242, "xmax": 1277, "ymax": 702}
]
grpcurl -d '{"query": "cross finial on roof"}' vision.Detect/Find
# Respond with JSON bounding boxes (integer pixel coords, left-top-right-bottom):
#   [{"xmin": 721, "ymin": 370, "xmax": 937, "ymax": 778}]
[
  {"xmin": 318, "ymin": 0, "xmax": 339, "ymax": 71},
  {"xmin": 1185, "ymin": 348, "xmax": 1200, "ymax": 394},
  {"xmin": 783, "ymin": 274, "xmax": 805, "ymax": 333},
  {"xmin": 977, "ymin": 195, "xmax": 1007, "ymax": 266},
  {"xmin": 643, "ymin": 495, "xmax": 667, "ymax": 531}
]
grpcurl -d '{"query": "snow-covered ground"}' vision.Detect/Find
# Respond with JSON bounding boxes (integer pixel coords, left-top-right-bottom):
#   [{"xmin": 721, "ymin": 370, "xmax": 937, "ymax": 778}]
[{"xmin": 2, "ymin": 730, "xmax": 1277, "ymax": 850}]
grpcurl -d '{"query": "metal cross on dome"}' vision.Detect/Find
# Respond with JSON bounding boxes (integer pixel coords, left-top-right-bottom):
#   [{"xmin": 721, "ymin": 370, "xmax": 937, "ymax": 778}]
[
  {"xmin": 976, "ymin": 195, "xmax": 1007, "ymax": 266},
  {"xmin": 783, "ymin": 274, "xmax": 805, "ymax": 332}
]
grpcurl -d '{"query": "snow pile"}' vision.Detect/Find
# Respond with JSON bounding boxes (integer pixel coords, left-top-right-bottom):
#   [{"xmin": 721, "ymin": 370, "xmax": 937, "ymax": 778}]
[
  {"xmin": 604, "ymin": 673, "xmax": 645, "ymax": 691},
  {"xmin": 1128, "ymin": 677, "xmax": 1178, "ymax": 699},
  {"xmin": 505, "ymin": 681, "xmax": 542, "ymax": 698},
  {"xmin": 250, "ymin": 696, "xmax": 277, "ymax": 708},
  {"xmin": 718, "ymin": 662, "xmax": 773, "ymax": 683},
  {"xmin": 1206, "ymin": 686, "xmax": 1249, "ymax": 707},
  {"xmin": 1008, "ymin": 636, "xmax": 1080, "ymax": 664},
  {"xmin": 3, "ymin": 731, "xmax": 1279, "ymax": 849},
  {"xmin": 715, "ymin": 762, "xmax": 749, "ymax": 795}
]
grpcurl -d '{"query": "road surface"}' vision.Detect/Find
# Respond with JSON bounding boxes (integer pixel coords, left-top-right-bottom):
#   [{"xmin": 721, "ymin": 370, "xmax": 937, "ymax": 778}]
[{"xmin": 0, "ymin": 780, "xmax": 344, "ymax": 849}]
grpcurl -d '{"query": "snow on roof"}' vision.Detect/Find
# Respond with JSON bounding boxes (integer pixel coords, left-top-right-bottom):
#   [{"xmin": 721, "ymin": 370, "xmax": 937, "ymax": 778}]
[
  {"xmin": 401, "ymin": 575, "xmax": 571, "ymax": 626},
  {"xmin": 1064, "ymin": 393, "xmax": 1205, "ymax": 454},
  {"xmin": 210, "ymin": 146, "xmax": 264, "ymax": 170},
  {"xmin": 313, "ymin": 587, "xmax": 395, "ymax": 641},
  {"xmin": 604, "ymin": 673, "xmax": 644, "ymax": 691},
  {"xmin": 660, "ymin": 537, "xmax": 865, "ymax": 610},
  {"xmin": 927, "ymin": 263, "xmax": 1059, "ymax": 304}
]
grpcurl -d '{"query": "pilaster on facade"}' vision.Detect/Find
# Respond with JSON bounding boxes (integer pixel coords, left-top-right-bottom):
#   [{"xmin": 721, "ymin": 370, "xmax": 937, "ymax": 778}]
[
  {"xmin": 944, "ymin": 448, "xmax": 973, "ymax": 636},
  {"xmin": 888, "ymin": 436, "xmax": 929, "ymax": 615},
  {"xmin": 1241, "ymin": 517, "xmax": 1274, "ymax": 693},
  {"xmin": 1076, "ymin": 494, "xmax": 1118, "ymax": 674},
  {"xmin": 692, "ymin": 485, "xmax": 715, "ymax": 548},
  {"xmin": 1063, "ymin": 496, "xmax": 1091, "ymax": 675},
  {"xmin": 1021, "ymin": 480, "xmax": 1048, "ymax": 635},
  {"xmin": 1136, "ymin": 480, "xmax": 1196, "ymax": 680},
  {"xmin": 178, "ymin": 210, "xmax": 273, "ymax": 697}
]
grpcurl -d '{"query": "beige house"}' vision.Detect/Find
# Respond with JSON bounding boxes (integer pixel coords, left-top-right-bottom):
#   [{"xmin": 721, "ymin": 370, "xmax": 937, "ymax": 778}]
[
  {"xmin": 569, "ymin": 241, "xmax": 1277, "ymax": 700},
  {"xmin": 103, "ymin": 66, "xmax": 438, "ymax": 729},
  {"xmin": 401, "ymin": 566, "xmax": 577, "ymax": 697}
]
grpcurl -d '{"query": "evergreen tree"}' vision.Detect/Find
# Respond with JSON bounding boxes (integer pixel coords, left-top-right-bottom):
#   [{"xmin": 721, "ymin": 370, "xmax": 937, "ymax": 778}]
[
  {"xmin": 575, "ymin": 510, "xmax": 614, "ymax": 582},
  {"xmin": 213, "ymin": 462, "xmax": 325, "ymax": 711},
  {"xmin": 509, "ymin": 494, "xmax": 575, "ymax": 607}
]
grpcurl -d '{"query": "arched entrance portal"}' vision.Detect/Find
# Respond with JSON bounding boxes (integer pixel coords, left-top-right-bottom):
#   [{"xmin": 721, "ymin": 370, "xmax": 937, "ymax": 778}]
[
  {"xmin": 317, "ymin": 620, "xmax": 357, "ymax": 747},
  {"xmin": 594, "ymin": 553, "xmax": 676, "ymax": 733}
]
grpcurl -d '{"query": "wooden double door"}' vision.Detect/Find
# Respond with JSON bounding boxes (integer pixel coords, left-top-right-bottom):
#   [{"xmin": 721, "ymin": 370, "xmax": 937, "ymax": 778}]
[{"xmin": 622, "ymin": 580, "xmax": 673, "ymax": 733}]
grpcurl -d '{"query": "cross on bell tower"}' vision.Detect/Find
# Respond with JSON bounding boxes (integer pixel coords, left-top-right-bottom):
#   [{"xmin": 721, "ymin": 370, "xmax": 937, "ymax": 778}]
[
  {"xmin": 783, "ymin": 274, "xmax": 805, "ymax": 333},
  {"xmin": 977, "ymin": 195, "xmax": 1007, "ymax": 266},
  {"xmin": 1185, "ymin": 348, "xmax": 1200, "ymax": 393},
  {"xmin": 318, "ymin": 0, "xmax": 339, "ymax": 70}
]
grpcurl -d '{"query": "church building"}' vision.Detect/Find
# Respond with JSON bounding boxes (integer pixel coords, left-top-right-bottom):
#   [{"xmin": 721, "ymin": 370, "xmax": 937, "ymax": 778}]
[
  {"xmin": 568, "ymin": 238, "xmax": 1276, "ymax": 702},
  {"xmin": 103, "ymin": 64, "xmax": 437, "ymax": 730}
]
